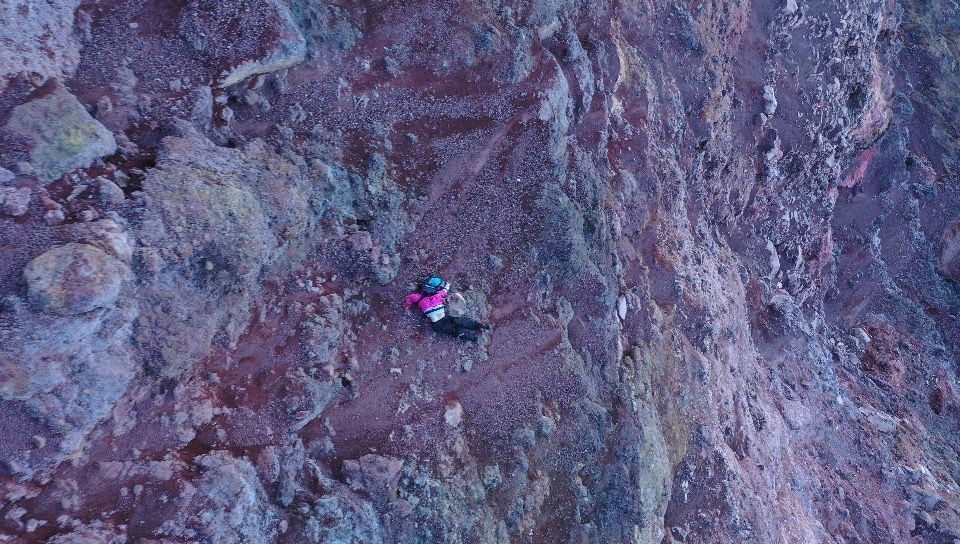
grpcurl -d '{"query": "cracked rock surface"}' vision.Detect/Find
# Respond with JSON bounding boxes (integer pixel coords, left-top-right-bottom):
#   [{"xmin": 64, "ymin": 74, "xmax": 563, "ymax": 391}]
[{"xmin": 1, "ymin": 0, "xmax": 959, "ymax": 543}]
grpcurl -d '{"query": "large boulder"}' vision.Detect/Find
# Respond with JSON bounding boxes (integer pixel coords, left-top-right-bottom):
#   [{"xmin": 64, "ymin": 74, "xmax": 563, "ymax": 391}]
[
  {"xmin": 2, "ymin": 84, "xmax": 117, "ymax": 183},
  {"xmin": 0, "ymin": 1, "xmax": 83, "ymax": 85},
  {"xmin": 24, "ymin": 242, "xmax": 128, "ymax": 315}
]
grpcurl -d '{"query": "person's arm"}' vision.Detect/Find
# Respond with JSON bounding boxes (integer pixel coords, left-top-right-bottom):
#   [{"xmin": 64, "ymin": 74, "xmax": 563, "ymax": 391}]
[{"xmin": 404, "ymin": 292, "xmax": 422, "ymax": 309}]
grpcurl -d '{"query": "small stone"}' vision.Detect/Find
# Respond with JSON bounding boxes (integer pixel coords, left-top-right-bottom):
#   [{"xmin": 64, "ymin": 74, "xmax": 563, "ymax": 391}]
[
  {"xmin": 539, "ymin": 415, "xmax": 555, "ymax": 436},
  {"xmin": 16, "ymin": 161, "xmax": 35, "ymax": 176},
  {"xmin": 0, "ymin": 167, "xmax": 14, "ymax": 183},
  {"xmin": 616, "ymin": 295, "xmax": 628, "ymax": 320},
  {"xmin": 85, "ymin": 219, "xmax": 134, "ymax": 263},
  {"xmin": 444, "ymin": 401, "xmax": 463, "ymax": 428},
  {"xmin": 241, "ymin": 89, "xmax": 262, "ymax": 106},
  {"xmin": 95, "ymin": 96, "xmax": 113, "ymax": 117},
  {"xmin": 1, "ymin": 186, "xmax": 31, "ymax": 216},
  {"xmin": 860, "ymin": 407, "xmax": 897, "ymax": 433},
  {"xmin": 342, "ymin": 454, "xmax": 404, "ymax": 509},
  {"xmin": 488, "ymin": 254, "xmax": 504, "ymax": 270},
  {"xmin": 32, "ymin": 435, "xmax": 46, "ymax": 449},
  {"xmin": 916, "ymin": 488, "xmax": 947, "ymax": 511},
  {"xmin": 937, "ymin": 219, "xmax": 960, "ymax": 281},
  {"xmin": 447, "ymin": 292, "xmax": 467, "ymax": 316},
  {"xmin": 79, "ymin": 209, "xmax": 98, "ymax": 222},
  {"xmin": 113, "ymin": 171, "xmax": 130, "ymax": 188},
  {"xmin": 5, "ymin": 508, "xmax": 26, "ymax": 528},
  {"xmin": 385, "ymin": 56, "xmax": 400, "ymax": 77},
  {"xmin": 98, "ymin": 178, "xmax": 125, "ymax": 205},
  {"xmin": 66, "ymin": 184, "xmax": 87, "ymax": 201},
  {"xmin": 762, "ymin": 85, "xmax": 778, "ymax": 116},
  {"xmin": 44, "ymin": 208, "xmax": 66, "ymax": 225}
]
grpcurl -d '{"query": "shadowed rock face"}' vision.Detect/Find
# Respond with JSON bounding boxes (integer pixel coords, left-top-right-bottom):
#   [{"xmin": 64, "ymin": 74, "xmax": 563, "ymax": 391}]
[{"xmin": 0, "ymin": 0, "xmax": 959, "ymax": 543}]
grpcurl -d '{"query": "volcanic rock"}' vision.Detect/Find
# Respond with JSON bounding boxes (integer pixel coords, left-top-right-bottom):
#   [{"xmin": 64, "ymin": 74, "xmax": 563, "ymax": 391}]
[
  {"xmin": 1, "ymin": 84, "xmax": 116, "ymax": 183},
  {"xmin": 23, "ymin": 243, "xmax": 127, "ymax": 315},
  {"xmin": 0, "ymin": 1, "xmax": 82, "ymax": 84},
  {"xmin": 0, "ymin": 186, "xmax": 30, "ymax": 216}
]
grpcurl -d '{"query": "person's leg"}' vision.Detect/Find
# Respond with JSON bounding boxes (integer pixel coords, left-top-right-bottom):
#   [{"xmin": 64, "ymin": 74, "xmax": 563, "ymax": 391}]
[
  {"xmin": 431, "ymin": 317, "xmax": 458, "ymax": 337},
  {"xmin": 451, "ymin": 316, "xmax": 484, "ymax": 331},
  {"xmin": 432, "ymin": 317, "xmax": 482, "ymax": 341},
  {"xmin": 450, "ymin": 318, "xmax": 480, "ymax": 342}
]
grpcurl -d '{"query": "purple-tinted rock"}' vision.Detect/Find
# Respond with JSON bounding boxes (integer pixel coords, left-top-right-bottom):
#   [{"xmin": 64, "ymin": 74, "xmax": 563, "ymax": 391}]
[
  {"xmin": 0, "ymin": 186, "xmax": 30, "ymax": 216},
  {"xmin": 23, "ymin": 243, "xmax": 127, "ymax": 315}
]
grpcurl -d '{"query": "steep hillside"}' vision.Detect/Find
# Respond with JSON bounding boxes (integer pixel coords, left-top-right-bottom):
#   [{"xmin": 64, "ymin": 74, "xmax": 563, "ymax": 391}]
[{"xmin": 1, "ymin": 0, "xmax": 959, "ymax": 542}]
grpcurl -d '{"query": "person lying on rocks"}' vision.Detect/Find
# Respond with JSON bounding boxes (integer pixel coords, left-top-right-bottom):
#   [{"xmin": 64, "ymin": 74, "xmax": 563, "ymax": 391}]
[{"xmin": 404, "ymin": 276, "xmax": 490, "ymax": 342}]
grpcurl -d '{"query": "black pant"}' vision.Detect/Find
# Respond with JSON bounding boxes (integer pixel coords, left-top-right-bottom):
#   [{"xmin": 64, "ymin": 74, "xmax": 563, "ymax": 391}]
[{"xmin": 431, "ymin": 316, "xmax": 483, "ymax": 341}]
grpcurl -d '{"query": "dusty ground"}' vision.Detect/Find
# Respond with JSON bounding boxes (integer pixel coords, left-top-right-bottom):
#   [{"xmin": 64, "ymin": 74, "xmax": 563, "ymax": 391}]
[{"xmin": 1, "ymin": 0, "xmax": 959, "ymax": 543}]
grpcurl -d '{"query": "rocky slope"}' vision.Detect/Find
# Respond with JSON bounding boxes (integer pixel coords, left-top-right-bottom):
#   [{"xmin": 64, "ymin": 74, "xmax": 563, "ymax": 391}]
[{"xmin": 1, "ymin": 0, "xmax": 958, "ymax": 542}]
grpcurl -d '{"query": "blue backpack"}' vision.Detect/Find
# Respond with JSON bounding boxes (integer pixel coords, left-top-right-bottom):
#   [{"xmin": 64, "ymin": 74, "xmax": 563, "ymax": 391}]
[{"xmin": 421, "ymin": 276, "xmax": 445, "ymax": 294}]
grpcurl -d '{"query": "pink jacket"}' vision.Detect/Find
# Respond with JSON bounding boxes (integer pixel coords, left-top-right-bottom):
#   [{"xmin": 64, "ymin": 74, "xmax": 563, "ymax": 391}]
[{"xmin": 405, "ymin": 289, "xmax": 448, "ymax": 322}]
